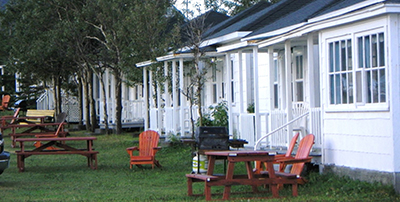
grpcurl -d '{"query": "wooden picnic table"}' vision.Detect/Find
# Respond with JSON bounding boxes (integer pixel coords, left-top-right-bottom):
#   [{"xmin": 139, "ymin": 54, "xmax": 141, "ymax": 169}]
[
  {"xmin": 186, "ymin": 150, "xmax": 293, "ymax": 201},
  {"xmin": 15, "ymin": 137, "xmax": 98, "ymax": 172},
  {"xmin": 0, "ymin": 116, "xmax": 48, "ymax": 133},
  {"xmin": 6, "ymin": 122, "xmax": 67, "ymax": 148}
]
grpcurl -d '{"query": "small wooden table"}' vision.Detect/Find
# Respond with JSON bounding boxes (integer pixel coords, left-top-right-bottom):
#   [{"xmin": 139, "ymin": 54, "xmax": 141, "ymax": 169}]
[
  {"xmin": 186, "ymin": 150, "xmax": 280, "ymax": 201},
  {"xmin": 15, "ymin": 137, "xmax": 98, "ymax": 172}
]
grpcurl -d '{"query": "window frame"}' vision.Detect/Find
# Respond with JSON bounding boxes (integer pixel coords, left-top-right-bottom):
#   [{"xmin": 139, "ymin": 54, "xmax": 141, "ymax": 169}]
[{"xmin": 325, "ymin": 26, "xmax": 388, "ymax": 112}]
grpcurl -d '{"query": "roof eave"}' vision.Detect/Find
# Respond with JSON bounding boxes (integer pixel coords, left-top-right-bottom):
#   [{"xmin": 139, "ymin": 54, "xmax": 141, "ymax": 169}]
[
  {"xmin": 136, "ymin": 60, "xmax": 155, "ymax": 68},
  {"xmin": 200, "ymin": 31, "xmax": 252, "ymax": 48},
  {"xmin": 217, "ymin": 41, "xmax": 258, "ymax": 53}
]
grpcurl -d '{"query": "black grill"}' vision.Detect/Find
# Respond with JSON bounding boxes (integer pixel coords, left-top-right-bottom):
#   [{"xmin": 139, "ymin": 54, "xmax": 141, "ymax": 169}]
[{"xmin": 195, "ymin": 126, "xmax": 229, "ymax": 150}]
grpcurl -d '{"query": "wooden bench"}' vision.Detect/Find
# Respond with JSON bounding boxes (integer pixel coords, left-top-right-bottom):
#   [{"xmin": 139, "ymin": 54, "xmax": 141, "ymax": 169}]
[
  {"xmin": 186, "ymin": 174, "xmax": 222, "ymax": 199},
  {"xmin": 15, "ymin": 137, "xmax": 98, "ymax": 172},
  {"xmin": 24, "ymin": 109, "xmax": 55, "ymax": 123}
]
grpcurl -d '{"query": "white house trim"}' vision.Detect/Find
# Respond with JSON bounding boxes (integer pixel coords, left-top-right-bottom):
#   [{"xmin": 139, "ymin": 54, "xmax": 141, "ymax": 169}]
[
  {"xmin": 243, "ymin": 22, "xmax": 307, "ymax": 41},
  {"xmin": 216, "ymin": 41, "xmax": 257, "ymax": 53},
  {"xmin": 136, "ymin": 60, "xmax": 154, "ymax": 67},
  {"xmin": 201, "ymin": 31, "xmax": 252, "ymax": 48}
]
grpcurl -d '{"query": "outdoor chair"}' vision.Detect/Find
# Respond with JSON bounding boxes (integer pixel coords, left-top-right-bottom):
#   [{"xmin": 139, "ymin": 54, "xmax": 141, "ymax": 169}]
[
  {"xmin": 260, "ymin": 134, "xmax": 315, "ymax": 194},
  {"xmin": 0, "ymin": 95, "xmax": 11, "ymax": 111},
  {"xmin": 126, "ymin": 130, "xmax": 162, "ymax": 169},
  {"xmin": 0, "ymin": 108, "xmax": 20, "ymax": 133},
  {"xmin": 254, "ymin": 132, "xmax": 300, "ymax": 174},
  {"xmin": 33, "ymin": 112, "xmax": 68, "ymax": 148}
]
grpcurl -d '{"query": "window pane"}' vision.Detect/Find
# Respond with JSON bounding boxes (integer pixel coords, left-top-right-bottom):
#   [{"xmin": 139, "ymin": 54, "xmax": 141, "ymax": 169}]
[
  {"xmin": 297, "ymin": 82, "xmax": 303, "ymax": 102},
  {"xmin": 231, "ymin": 81, "xmax": 234, "ymax": 102},
  {"xmin": 341, "ymin": 41, "xmax": 346, "ymax": 71},
  {"xmin": 367, "ymin": 71, "xmax": 371, "ymax": 103},
  {"xmin": 341, "ymin": 73, "xmax": 347, "ymax": 104},
  {"xmin": 335, "ymin": 74, "xmax": 341, "ymax": 104},
  {"xmin": 348, "ymin": 72, "xmax": 353, "ymax": 103},
  {"xmin": 347, "ymin": 39, "xmax": 352, "ymax": 70},
  {"xmin": 335, "ymin": 42, "xmax": 340, "ymax": 72},
  {"xmin": 379, "ymin": 33, "xmax": 385, "ymax": 66},
  {"xmin": 379, "ymin": 69, "xmax": 386, "ymax": 102},
  {"xmin": 330, "ymin": 75, "xmax": 334, "ymax": 104},
  {"xmin": 221, "ymin": 82, "xmax": 225, "ymax": 98},
  {"xmin": 329, "ymin": 43, "xmax": 334, "ymax": 72},
  {"xmin": 372, "ymin": 70, "xmax": 378, "ymax": 103},
  {"xmin": 212, "ymin": 66, "xmax": 216, "ymax": 82},
  {"xmin": 296, "ymin": 55, "xmax": 303, "ymax": 79},
  {"xmin": 356, "ymin": 71, "xmax": 362, "ymax": 102},
  {"xmin": 365, "ymin": 36, "xmax": 370, "ymax": 68},
  {"xmin": 372, "ymin": 34, "xmax": 377, "ymax": 67},
  {"xmin": 358, "ymin": 37, "xmax": 363, "ymax": 68}
]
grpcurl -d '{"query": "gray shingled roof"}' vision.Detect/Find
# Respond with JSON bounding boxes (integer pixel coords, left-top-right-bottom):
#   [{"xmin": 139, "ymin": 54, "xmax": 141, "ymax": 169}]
[
  {"xmin": 203, "ymin": 1, "xmax": 272, "ymax": 40},
  {"xmin": 205, "ymin": 0, "xmax": 399, "ymax": 42}
]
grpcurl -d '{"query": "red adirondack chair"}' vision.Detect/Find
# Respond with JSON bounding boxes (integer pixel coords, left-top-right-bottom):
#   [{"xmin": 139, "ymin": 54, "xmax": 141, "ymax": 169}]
[
  {"xmin": 260, "ymin": 134, "xmax": 315, "ymax": 196},
  {"xmin": 254, "ymin": 133, "xmax": 300, "ymax": 174},
  {"xmin": 0, "ymin": 95, "xmax": 11, "ymax": 111},
  {"xmin": 126, "ymin": 130, "xmax": 162, "ymax": 169}
]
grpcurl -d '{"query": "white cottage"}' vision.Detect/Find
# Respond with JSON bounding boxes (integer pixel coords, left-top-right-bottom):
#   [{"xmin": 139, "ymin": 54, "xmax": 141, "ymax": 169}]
[
  {"xmin": 227, "ymin": 0, "xmax": 400, "ymax": 192},
  {"xmin": 138, "ymin": 0, "xmax": 400, "ymax": 193}
]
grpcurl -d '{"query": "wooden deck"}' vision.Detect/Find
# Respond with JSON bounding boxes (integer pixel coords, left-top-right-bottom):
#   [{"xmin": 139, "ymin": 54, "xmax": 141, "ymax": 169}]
[{"xmin": 99, "ymin": 119, "xmax": 144, "ymax": 130}]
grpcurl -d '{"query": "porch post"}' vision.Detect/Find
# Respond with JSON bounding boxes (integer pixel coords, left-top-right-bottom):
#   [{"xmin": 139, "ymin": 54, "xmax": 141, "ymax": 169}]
[
  {"xmin": 164, "ymin": 61, "xmax": 170, "ymax": 107},
  {"xmin": 238, "ymin": 50, "xmax": 244, "ymax": 113},
  {"xmin": 267, "ymin": 46, "xmax": 275, "ymax": 134},
  {"xmin": 179, "ymin": 58, "xmax": 185, "ymax": 136},
  {"xmin": 285, "ymin": 40, "xmax": 293, "ymax": 142},
  {"xmin": 143, "ymin": 67, "xmax": 149, "ymax": 130},
  {"xmin": 307, "ymin": 34, "xmax": 315, "ymax": 135},
  {"xmin": 225, "ymin": 53, "xmax": 233, "ymax": 136},
  {"xmin": 162, "ymin": 61, "xmax": 169, "ymax": 134},
  {"xmin": 172, "ymin": 60, "xmax": 178, "ymax": 134},
  {"xmin": 156, "ymin": 65, "xmax": 162, "ymax": 134},
  {"xmin": 253, "ymin": 46, "xmax": 261, "ymax": 142},
  {"xmin": 149, "ymin": 70, "xmax": 154, "ymax": 122}
]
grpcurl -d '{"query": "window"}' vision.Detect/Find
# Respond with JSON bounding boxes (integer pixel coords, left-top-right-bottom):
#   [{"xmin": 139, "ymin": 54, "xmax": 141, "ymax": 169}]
[
  {"xmin": 328, "ymin": 39, "xmax": 353, "ymax": 104},
  {"xmin": 212, "ymin": 65, "xmax": 217, "ymax": 103},
  {"xmin": 273, "ymin": 59, "xmax": 279, "ymax": 108},
  {"xmin": 327, "ymin": 31, "xmax": 386, "ymax": 109},
  {"xmin": 230, "ymin": 60, "xmax": 235, "ymax": 103},
  {"xmin": 294, "ymin": 55, "xmax": 304, "ymax": 102},
  {"xmin": 356, "ymin": 32, "xmax": 386, "ymax": 104}
]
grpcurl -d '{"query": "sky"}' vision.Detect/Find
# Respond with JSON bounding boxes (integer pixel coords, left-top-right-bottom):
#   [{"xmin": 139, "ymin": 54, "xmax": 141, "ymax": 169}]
[{"xmin": 175, "ymin": 0, "xmax": 206, "ymax": 18}]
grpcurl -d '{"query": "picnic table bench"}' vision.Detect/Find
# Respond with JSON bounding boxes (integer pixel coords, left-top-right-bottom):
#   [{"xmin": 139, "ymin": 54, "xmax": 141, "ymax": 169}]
[
  {"xmin": 23, "ymin": 109, "xmax": 55, "ymax": 123},
  {"xmin": 15, "ymin": 137, "xmax": 98, "ymax": 172}
]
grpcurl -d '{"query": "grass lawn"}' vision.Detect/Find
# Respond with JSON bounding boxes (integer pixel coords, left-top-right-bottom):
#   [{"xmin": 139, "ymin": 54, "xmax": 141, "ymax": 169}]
[{"xmin": 0, "ymin": 128, "xmax": 399, "ymax": 201}]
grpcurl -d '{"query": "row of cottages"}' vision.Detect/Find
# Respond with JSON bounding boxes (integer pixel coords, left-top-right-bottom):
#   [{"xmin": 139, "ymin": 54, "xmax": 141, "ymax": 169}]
[{"xmin": 137, "ymin": 0, "xmax": 400, "ymax": 192}]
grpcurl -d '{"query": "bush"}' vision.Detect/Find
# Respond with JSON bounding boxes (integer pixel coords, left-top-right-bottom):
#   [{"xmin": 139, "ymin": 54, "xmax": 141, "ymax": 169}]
[{"xmin": 196, "ymin": 101, "xmax": 228, "ymax": 128}]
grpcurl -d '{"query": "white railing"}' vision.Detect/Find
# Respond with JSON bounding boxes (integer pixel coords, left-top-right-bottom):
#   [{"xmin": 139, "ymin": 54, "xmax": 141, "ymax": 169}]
[
  {"xmin": 231, "ymin": 112, "xmax": 269, "ymax": 146},
  {"xmin": 254, "ymin": 111, "xmax": 310, "ymax": 150}
]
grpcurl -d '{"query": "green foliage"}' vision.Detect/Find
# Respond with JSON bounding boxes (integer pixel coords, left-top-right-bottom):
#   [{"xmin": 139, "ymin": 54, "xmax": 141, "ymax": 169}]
[
  {"xmin": 247, "ymin": 102, "xmax": 255, "ymax": 113},
  {"xmin": 197, "ymin": 101, "xmax": 228, "ymax": 128}
]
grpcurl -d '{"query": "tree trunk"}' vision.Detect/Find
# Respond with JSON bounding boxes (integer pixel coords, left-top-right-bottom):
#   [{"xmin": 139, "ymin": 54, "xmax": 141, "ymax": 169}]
[
  {"xmin": 88, "ymin": 70, "xmax": 97, "ymax": 132},
  {"xmin": 114, "ymin": 72, "xmax": 123, "ymax": 134},
  {"xmin": 83, "ymin": 71, "xmax": 91, "ymax": 131},
  {"xmin": 78, "ymin": 76, "xmax": 83, "ymax": 127},
  {"xmin": 100, "ymin": 75, "xmax": 109, "ymax": 134}
]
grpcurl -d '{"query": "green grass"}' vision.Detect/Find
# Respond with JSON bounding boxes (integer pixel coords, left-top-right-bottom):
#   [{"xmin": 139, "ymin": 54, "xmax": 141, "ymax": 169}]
[{"xmin": 0, "ymin": 129, "xmax": 399, "ymax": 201}]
